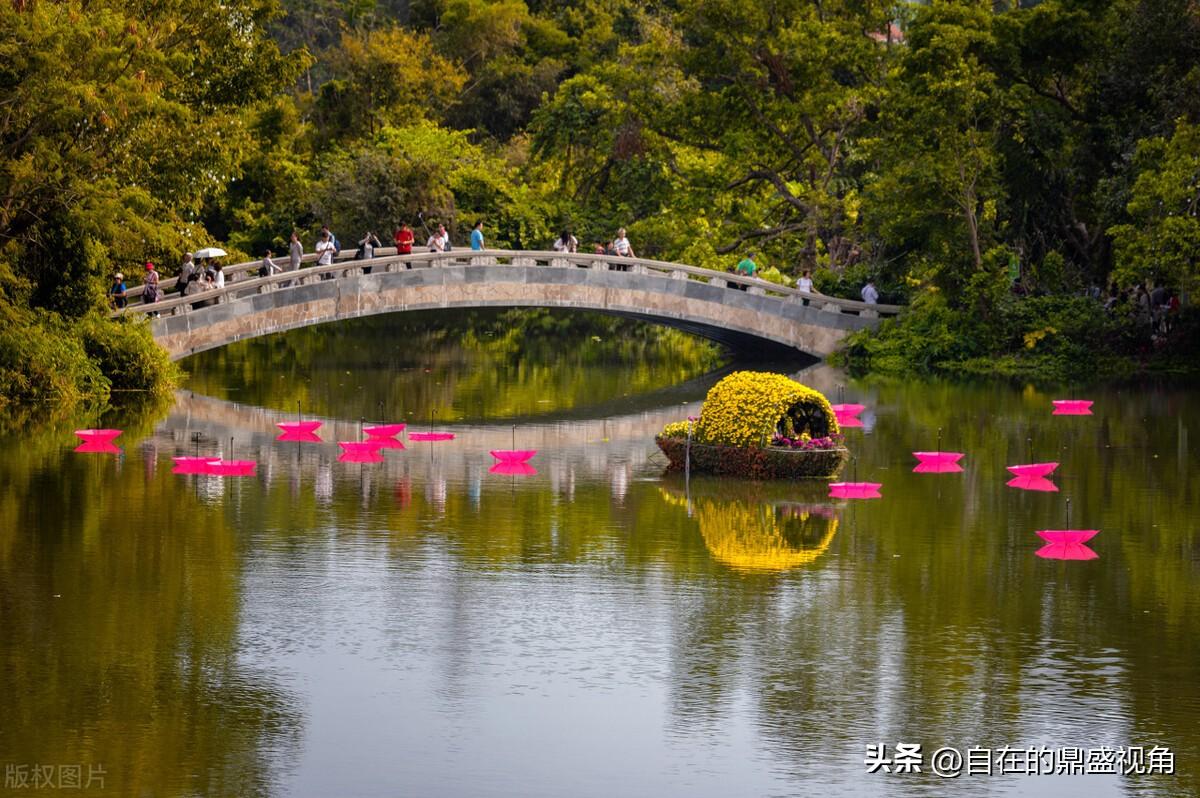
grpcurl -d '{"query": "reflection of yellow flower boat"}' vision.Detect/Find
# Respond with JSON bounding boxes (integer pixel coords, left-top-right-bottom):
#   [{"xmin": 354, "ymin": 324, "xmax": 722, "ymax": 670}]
[
  {"xmin": 698, "ymin": 500, "xmax": 837, "ymax": 572},
  {"xmin": 660, "ymin": 483, "xmax": 838, "ymax": 572}
]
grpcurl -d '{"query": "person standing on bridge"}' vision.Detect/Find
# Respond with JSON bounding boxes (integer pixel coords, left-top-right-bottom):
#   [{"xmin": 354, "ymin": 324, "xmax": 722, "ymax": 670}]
[
  {"xmin": 470, "ymin": 220, "xmax": 485, "ymax": 251},
  {"xmin": 316, "ymin": 231, "xmax": 337, "ymax": 278},
  {"xmin": 553, "ymin": 229, "xmax": 578, "ymax": 253},
  {"xmin": 732, "ymin": 252, "xmax": 757, "ymax": 291},
  {"xmin": 612, "ymin": 228, "xmax": 634, "ymax": 258},
  {"xmin": 288, "ymin": 232, "xmax": 303, "ymax": 271},
  {"xmin": 178, "ymin": 253, "xmax": 195, "ymax": 294},
  {"xmin": 427, "ymin": 224, "xmax": 448, "ymax": 253},
  {"xmin": 861, "ymin": 280, "xmax": 878, "ymax": 305},
  {"xmin": 109, "ymin": 272, "xmax": 127, "ymax": 310},
  {"xmin": 394, "ymin": 223, "xmax": 414, "ymax": 266},
  {"xmin": 320, "ymin": 224, "xmax": 340, "ymax": 255},
  {"xmin": 356, "ymin": 231, "xmax": 381, "ymax": 274}
]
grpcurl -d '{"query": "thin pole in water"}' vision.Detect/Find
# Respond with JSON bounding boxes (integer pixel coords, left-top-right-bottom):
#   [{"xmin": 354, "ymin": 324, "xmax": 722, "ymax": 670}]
[
  {"xmin": 297, "ymin": 400, "xmax": 301, "ymax": 425},
  {"xmin": 937, "ymin": 427, "xmax": 942, "ymax": 456},
  {"xmin": 1027, "ymin": 436, "xmax": 1033, "ymax": 464},
  {"xmin": 512, "ymin": 425, "xmax": 516, "ymax": 451},
  {"xmin": 1066, "ymin": 497, "xmax": 1071, "ymax": 529}
]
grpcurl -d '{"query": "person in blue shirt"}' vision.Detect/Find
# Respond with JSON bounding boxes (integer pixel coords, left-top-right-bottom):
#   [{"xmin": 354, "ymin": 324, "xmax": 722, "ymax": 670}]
[
  {"xmin": 109, "ymin": 272, "xmax": 127, "ymax": 310},
  {"xmin": 470, "ymin": 220, "xmax": 484, "ymax": 251}
]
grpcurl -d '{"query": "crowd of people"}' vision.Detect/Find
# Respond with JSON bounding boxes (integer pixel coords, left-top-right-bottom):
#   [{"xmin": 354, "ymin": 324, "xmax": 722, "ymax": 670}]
[
  {"xmin": 108, "ymin": 221, "xmax": 884, "ymax": 313},
  {"xmin": 1100, "ymin": 280, "xmax": 1182, "ymax": 339}
]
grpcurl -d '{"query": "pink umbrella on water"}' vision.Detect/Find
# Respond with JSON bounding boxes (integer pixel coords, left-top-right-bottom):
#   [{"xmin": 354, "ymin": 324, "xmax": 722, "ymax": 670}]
[
  {"xmin": 491, "ymin": 425, "xmax": 537, "ymax": 463},
  {"xmin": 364, "ymin": 423, "xmax": 407, "ymax": 439},
  {"xmin": 339, "ymin": 450, "xmax": 385, "ymax": 463},
  {"xmin": 75, "ymin": 440, "xmax": 122, "ymax": 454},
  {"xmin": 203, "ymin": 459, "xmax": 257, "ymax": 477},
  {"xmin": 1035, "ymin": 530, "xmax": 1099, "ymax": 560},
  {"xmin": 73, "ymin": 427, "xmax": 122, "ymax": 444},
  {"xmin": 338, "ymin": 441, "xmax": 384, "ymax": 455},
  {"xmin": 489, "ymin": 462, "xmax": 538, "ymax": 476},
  {"xmin": 829, "ymin": 482, "xmax": 882, "ymax": 499},
  {"xmin": 1052, "ymin": 400, "xmax": 1093, "ymax": 416},
  {"xmin": 912, "ymin": 428, "xmax": 964, "ymax": 473},
  {"xmin": 277, "ymin": 402, "xmax": 322, "ymax": 436},
  {"xmin": 1007, "ymin": 475, "xmax": 1059, "ymax": 492},
  {"xmin": 1034, "ymin": 499, "xmax": 1098, "ymax": 559}
]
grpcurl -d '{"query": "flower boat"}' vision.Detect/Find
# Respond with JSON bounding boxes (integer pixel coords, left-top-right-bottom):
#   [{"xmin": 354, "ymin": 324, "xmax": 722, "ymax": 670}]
[{"xmin": 655, "ymin": 371, "xmax": 849, "ymax": 480}]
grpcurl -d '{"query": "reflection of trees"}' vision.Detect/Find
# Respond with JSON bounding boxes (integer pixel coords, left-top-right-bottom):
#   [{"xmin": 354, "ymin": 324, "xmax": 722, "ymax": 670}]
[
  {"xmin": 183, "ymin": 308, "xmax": 725, "ymax": 422},
  {"xmin": 0, "ymin": 417, "xmax": 300, "ymax": 796}
]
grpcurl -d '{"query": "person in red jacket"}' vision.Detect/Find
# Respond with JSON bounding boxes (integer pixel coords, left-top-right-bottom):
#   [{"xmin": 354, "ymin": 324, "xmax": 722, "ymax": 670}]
[{"xmin": 394, "ymin": 223, "xmax": 414, "ymax": 268}]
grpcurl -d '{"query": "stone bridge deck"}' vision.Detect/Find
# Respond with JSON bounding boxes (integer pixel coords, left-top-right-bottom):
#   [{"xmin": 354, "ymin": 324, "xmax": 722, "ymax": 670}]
[{"xmin": 115, "ymin": 250, "xmax": 901, "ymax": 360}]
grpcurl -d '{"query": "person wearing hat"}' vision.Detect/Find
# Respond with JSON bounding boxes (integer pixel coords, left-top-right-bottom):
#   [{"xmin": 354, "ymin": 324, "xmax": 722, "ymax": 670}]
[
  {"xmin": 143, "ymin": 262, "xmax": 161, "ymax": 305},
  {"xmin": 109, "ymin": 272, "xmax": 127, "ymax": 310}
]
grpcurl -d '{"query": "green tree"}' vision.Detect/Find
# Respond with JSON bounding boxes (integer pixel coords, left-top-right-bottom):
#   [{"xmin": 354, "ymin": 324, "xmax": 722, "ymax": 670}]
[{"xmin": 1109, "ymin": 121, "xmax": 1200, "ymax": 292}]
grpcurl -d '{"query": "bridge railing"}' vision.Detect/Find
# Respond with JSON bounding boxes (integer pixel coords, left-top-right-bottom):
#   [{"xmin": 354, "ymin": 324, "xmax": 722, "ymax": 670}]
[{"xmin": 112, "ymin": 249, "xmax": 904, "ymax": 320}]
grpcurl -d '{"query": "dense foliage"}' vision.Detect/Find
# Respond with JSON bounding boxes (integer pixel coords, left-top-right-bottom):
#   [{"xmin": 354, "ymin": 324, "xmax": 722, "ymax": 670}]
[{"xmin": 3, "ymin": 0, "xmax": 1199, "ymax": 410}]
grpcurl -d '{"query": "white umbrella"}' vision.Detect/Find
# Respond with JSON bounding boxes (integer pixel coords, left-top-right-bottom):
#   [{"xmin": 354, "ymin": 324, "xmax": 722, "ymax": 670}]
[{"xmin": 193, "ymin": 247, "xmax": 227, "ymax": 259}]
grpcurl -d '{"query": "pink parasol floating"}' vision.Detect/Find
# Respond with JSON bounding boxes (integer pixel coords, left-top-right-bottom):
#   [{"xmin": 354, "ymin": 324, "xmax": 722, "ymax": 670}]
[
  {"xmin": 338, "ymin": 441, "xmax": 384, "ymax": 455},
  {"xmin": 370, "ymin": 437, "xmax": 406, "ymax": 450},
  {"xmin": 489, "ymin": 462, "xmax": 538, "ymax": 476},
  {"xmin": 277, "ymin": 430, "xmax": 323, "ymax": 443},
  {"xmin": 835, "ymin": 413, "xmax": 864, "ymax": 428},
  {"xmin": 1006, "ymin": 462, "xmax": 1059, "ymax": 478},
  {"xmin": 913, "ymin": 461, "xmax": 964, "ymax": 474},
  {"xmin": 409, "ymin": 432, "xmax": 455, "ymax": 442},
  {"xmin": 831, "ymin": 403, "xmax": 865, "ymax": 416},
  {"xmin": 1035, "ymin": 530, "xmax": 1099, "ymax": 561},
  {"xmin": 173, "ymin": 458, "xmax": 216, "ymax": 475},
  {"xmin": 1037, "ymin": 529, "xmax": 1098, "ymax": 544},
  {"xmin": 829, "ymin": 482, "xmax": 882, "ymax": 499},
  {"xmin": 1052, "ymin": 400, "xmax": 1093, "ymax": 416},
  {"xmin": 75, "ymin": 441, "xmax": 121, "ymax": 454},
  {"xmin": 913, "ymin": 451, "xmax": 964, "ymax": 464},
  {"xmin": 74, "ymin": 429, "xmax": 123, "ymax": 443},
  {"xmin": 364, "ymin": 424, "xmax": 406, "ymax": 438},
  {"xmin": 277, "ymin": 420, "xmax": 322, "ymax": 434},
  {"xmin": 490, "ymin": 449, "xmax": 537, "ymax": 463},
  {"xmin": 1006, "ymin": 475, "xmax": 1059, "ymax": 492},
  {"xmin": 338, "ymin": 450, "xmax": 384, "ymax": 464},
  {"xmin": 203, "ymin": 459, "xmax": 256, "ymax": 476}
]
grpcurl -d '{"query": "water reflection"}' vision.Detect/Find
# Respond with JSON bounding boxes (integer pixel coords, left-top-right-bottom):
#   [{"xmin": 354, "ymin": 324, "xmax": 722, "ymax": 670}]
[{"xmin": 3, "ymin": 352, "xmax": 1200, "ymax": 796}]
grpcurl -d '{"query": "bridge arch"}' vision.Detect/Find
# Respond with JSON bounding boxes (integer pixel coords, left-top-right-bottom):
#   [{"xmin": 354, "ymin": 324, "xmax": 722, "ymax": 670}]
[{"xmin": 119, "ymin": 251, "xmax": 900, "ymax": 360}]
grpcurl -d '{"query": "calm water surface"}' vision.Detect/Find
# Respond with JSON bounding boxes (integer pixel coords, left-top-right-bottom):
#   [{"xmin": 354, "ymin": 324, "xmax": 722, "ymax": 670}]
[{"xmin": 1, "ymin": 312, "xmax": 1197, "ymax": 798}]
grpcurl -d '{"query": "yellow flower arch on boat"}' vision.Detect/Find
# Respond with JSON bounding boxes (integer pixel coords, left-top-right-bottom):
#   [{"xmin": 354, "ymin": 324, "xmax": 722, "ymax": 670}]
[{"xmin": 680, "ymin": 371, "xmax": 838, "ymax": 448}]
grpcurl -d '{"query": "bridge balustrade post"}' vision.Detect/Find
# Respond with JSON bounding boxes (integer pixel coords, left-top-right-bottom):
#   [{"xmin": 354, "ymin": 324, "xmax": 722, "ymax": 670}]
[
  {"xmin": 670, "ymin": 269, "xmax": 688, "ymax": 280},
  {"xmin": 748, "ymin": 285, "xmax": 766, "ymax": 296},
  {"xmin": 821, "ymin": 302, "xmax": 843, "ymax": 314},
  {"xmin": 712, "ymin": 277, "xmax": 727, "ymax": 288}
]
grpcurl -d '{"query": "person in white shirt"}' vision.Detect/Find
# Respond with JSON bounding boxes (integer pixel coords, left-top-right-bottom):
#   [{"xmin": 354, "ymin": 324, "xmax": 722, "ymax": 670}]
[
  {"xmin": 552, "ymin": 229, "xmax": 578, "ymax": 253},
  {"xmin": 427, "ymin": 224, "xmax": 449, "ymax": 252},
  {"xmin": 861, "ymin": 280, "xmax": 879, "ymax": 304},
  {"xmin": 316, "ymin": 232, "xmax": 337, "ymax": 279},
  {"xmin": 213, "ymin": 263, "xmax": 225, "ymax": 289},
  {"xmin": 612, "ymin": 227, "xmax": 634, "ymax": 257},
  {"xmin": 798, "ymin": 269, "xmax": 814, "ymax": 292}
]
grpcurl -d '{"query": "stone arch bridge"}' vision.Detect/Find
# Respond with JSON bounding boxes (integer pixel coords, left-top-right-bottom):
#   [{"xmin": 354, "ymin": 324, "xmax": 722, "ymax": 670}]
[{"xmin": 116, "ymin": 250, "xmax": 901, "ymax": 360}]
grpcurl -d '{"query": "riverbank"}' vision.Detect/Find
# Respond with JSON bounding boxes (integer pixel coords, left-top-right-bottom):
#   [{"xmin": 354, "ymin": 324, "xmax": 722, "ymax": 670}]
[
  {"xmin": 0, "ymin": 304, "xmax": 177, "ymax": 412},
  {"xmin": 833, "ymin": 293, "xmax": 1200, "ymax": 382}
]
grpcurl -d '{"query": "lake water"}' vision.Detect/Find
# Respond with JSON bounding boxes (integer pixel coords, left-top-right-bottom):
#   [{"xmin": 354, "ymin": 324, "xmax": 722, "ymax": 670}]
[{"xmin": 1, "ymin": 310, "xmax": 1197, "ymax": 798}]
